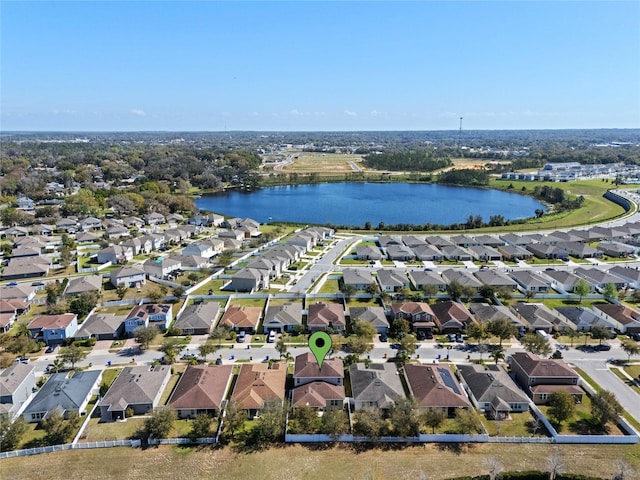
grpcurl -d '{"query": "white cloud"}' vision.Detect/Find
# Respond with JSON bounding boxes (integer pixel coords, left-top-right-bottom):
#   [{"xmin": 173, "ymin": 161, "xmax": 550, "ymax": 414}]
[
  {"xmin": 130, "ymin": 109, "xmax": 146, "ymax": 116},
  {"xmin": 344, "ymin": 110, "xmax": 357, "ymax": 117}
]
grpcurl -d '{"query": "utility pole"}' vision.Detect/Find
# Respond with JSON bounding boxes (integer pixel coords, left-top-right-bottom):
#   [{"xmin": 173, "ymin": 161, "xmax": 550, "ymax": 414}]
[{"xmin": 458, "ymin": 117, "xmax": 463, "ymax": 154}]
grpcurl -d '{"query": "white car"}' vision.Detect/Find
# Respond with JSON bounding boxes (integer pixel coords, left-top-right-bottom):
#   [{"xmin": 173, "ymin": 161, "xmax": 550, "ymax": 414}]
[{"xmin": 267, "ymin": 330, "xmax": 277, "ymax": 343}]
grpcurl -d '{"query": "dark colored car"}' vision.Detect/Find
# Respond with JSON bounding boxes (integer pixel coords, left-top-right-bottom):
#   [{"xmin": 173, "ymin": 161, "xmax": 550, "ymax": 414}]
[
  {"xmin": 416, "ymin": 331, "xmax": 426, "ymax": 341},
  {"xmin": 424, "ymin": 331, "xmax": 434, "ymax": 339},
  {"xmin": 594, "ymin": 343, "xmax": 611, "ymax": 351},
  {"xmin": 632, "ymin": 333, "xmax": 640, "ymax": 341},
  {"xmin": 379, "ymin": 333, "xmax": 388, "ymax": 342}
]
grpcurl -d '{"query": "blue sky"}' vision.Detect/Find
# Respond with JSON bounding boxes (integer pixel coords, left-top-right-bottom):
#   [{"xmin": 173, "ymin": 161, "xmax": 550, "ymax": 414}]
[{"xmin": 2, "ymin": 1, "xmax": 639, "ymax": 131}]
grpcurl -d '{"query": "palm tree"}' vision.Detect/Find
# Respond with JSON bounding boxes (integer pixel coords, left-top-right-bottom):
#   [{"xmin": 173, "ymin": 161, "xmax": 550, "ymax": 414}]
[{"xmin": 489, "ymin": 348, "xmax": 506, "ymax": 364}]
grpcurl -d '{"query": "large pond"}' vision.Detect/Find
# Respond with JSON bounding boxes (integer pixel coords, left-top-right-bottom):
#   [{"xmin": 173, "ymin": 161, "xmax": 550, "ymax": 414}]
[{"xmin": 195, "ymin": 182, "xmax": 545, "ymax": 227}]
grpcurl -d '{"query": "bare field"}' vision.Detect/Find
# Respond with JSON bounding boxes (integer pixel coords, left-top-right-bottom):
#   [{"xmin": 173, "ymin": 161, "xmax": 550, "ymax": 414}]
[
  {"xmin": 281, "ymin": 152, "xmax": 364, "ymax": 173},
  {"xmin": 2, "ymin": 443, "xmax": 639, "ymax": 480}
]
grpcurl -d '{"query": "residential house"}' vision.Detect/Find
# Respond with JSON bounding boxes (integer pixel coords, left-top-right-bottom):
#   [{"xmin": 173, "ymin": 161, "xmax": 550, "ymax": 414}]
[
  {"xmin": 451, "ymin": 235, "xmax": 479, "ymax": 248},
  {"xmin": 27, "ymin": 313, "xmax": 78, "ymax": 346},
  {"xmin": 246, "ymin": 257, "xmax": 280, "ymax": 279},
  {"xmin": 169, "ymin": 365, "xmax": 234, "ymax": 419},
  {"xmin": 430, "ymin": 301, "xmax": 476, "ymax": 334},
  {"xmin": 457, "ymin": 364, "xmax": 529, "ymax": 419},
  {"xmin": 474, "ymin": 235, "xmax": 505, "ymax": 248},
  {"xmin": 526, "ymin": 243, "xmax": 569, "ymax": 260},
  {"xmin": 509, "ymin": 352, "xmax": 582, "ymax": 404},
  {"xmin": 139, "ymin": 233, "xmax": 165, "ymax": 251},
  {"xmin": 510, "ymin": 303, "xmax": 573, "ymax": 333},
  {"xmin": 98, "ymin": 366, "xmax": 171, "ymax": 421},
  {"xmin": 262, "ymin": 302, "xmax": 302, "ymax": 333},
  {"xmin": 144, "ymin": 212, "xmax": 166, "ymax": 226},
  {"xmin": 473, "ymin": 269, "xmax": 518, "ymax": 291},
  {"xmin": 349, "ymin": 363, "xmax": 404, "ymax": 411},
  {"xmin": 291, "ymin": 381, "xmax": 346, "ymax": 411},
  {"xmin": 293, "ymin": 352, "xmax": 344, "ymax": 387},
  {"xmin": 56, "ymin": 217, "xmax": 79, "ymax": 233},
  {"xmin": 349, "ymin": 306, "xmax": 390, "ymax": 334},
  {"xmin": 342, "ymin": 268, "xmax": 376, "ymax": 290},
  {"xmin": 497, "ymin": 244, "xmax": 533, "ymax": 261},
  {"xmin": 441, "ymin": 269, "xmax": 483, "ymax": 292},
  {"xmin": 80, "ymin": 216, "xmax": 103, "ymax": 231},
  {"xmin": 592, "ymin": 303, "xmax": 640, "ymax": 334},
  {"xmin": 404, "ymin": 364, "xmax": 471, "ymax": 417},
  {"xmin": 173, "ymin": 302, "xmax": 220, "ymax": 335},
  {"xmin": 286, "ymin": 231, "xmax": 316, "ymax": 250},
  {"xmin": 168, "ymin": 254, "xmax": 208, "ymax": 270},
  {"xmin": 401, "ymin": 235, "xmax": 428, "ymax": 248},
  {"xmin": 377, "ymin": 235, "xmax": 403, "ymax": 248},
  {"xmin": 229, "ymin": 267, "xmax": 269, "ymax": 292},
  {"xmin": 16, "ymin": 195, "xmax": 35, "ymax": 211},
  {"xmin": 109, "ymin": 266, "xmax": 146, "ymax": 288},
  {"xmin": 123, "ymin": 216, "xmax": 145, "ymax": 229},
  {"xmin": 97, "ymin": 245, "xmax": 133, "ymax": 265},
  {"xmin": 143, "ymin": 257, "xmax": 181, "ymax": 279},
  {"xmin": 0, "ymin": 363, "xmax": 36, "ymax": 420},
  {"xmin": 218, "ymin": 229, "xmax": 245, "ymax": 242},
  {"xmin": 376, "ymin": 269, "xmax": 410, "ymax": 292},
  {"xmin": 1, "ymin": 257, "xmax": 50, "ymax": 280},
  {"xmin": 23, "ymin": 370, "xmax": 101, "ymax": 422},
  {"xmin": 468, "ymin": 245, "xmax": 503, "ymax": 262},
  {"xmin": 390, "ymin": 302, "xmax": 435, "ymax": 334},
  {"xmin": 426, "ymin": 236, "xmax": 455, "ymax": 249},
  {"xmin": 166, "ymin": 213, "xmax": 184, "ymax": 224},
  {"xmin": 440, "ymin": 245, "xmax": 473, "ymax": 261},
  {"xmin": 386, "ymin": 245, "xmax": 415, "ymax": 261},
  {"xmin": 574, "ymin": 267, "xmax": 627, "ymax": 291},
  {"xmin": 189, "ymin": 212, "xmax": 224, "ymax": 227},
  {"xmin": 561, "ymin": 242, "xmax": 601, "ymax": 259},
  {"xmin": 121, "ymin": 237, "xmax": 152, "ymax": 255},
  {"xmin": 74, "ymin": 313, "xmax": 126, "ymax": 340},
  {"xmin": 182, "ymin": 242, "xmax": 216, "ymax": 259},
  {"xmin": 125, "ymin": 304, "xmax": 173, "ymax": 334},
  {"xmin": 231, "ymin": 363, "xmax": 287, "ymax": 418},
  {"xmin": 0, "ymin": 284, "xmax": 37, "ymax": 302},
  {"xmin": 355, "ymin": 245, "xmax": 383, "ymax": 261},
  {"xmin": 469, "ymin": 302, "xmax": 528, "ymax": 332},
  {"xmin": 510, "ymin": 270, "xmax": 550, "ymax": 293},
  {"xmin": 106, "ymin": 225, "xmax": 131, "ymax": 240},
  {"xmin": 608, "ymin": 265, "xmax": 640, "ymax": 289},
  {"xmin": 219, "ymin": 305, "xmax": 262, "ymax": 333},
  {"xmin": 307, "ymin": 302, "xmax": 346, "ymax": 332},
  {"xmin": 407, "ymin": 270, "xmax": 446, "ymax": 292},
  {"xmin": 542, "ymin": 270, "xmax": 591, "ymax": 294},
  {"xmin": 555, "ymin": 306, "xmax": 616, "ymax": 332},
  {"xmin": 596, "ymin": 241, "xmax": 635, "ymax": 258},
  {"xmin": 411, "ymin": 244, "xmax": 444, "ymax": 261},
  {"xmin": 64, "ymin": 274, "xmax": 103, "ymax": 297}
]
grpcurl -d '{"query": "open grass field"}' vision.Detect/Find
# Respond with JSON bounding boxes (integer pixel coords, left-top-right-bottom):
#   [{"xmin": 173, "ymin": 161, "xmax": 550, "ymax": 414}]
[
  {"xmin": 2, "ymin": 443, "xmax": 639, "ymax": 480},
  {"xmin": 280, "ymin": 152, "xmax": 364, "ymax": 174}
]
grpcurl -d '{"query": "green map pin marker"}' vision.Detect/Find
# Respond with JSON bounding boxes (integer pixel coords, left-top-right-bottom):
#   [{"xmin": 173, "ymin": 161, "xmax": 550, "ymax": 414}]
[{"xmin": 309, "ymin": 331, "xmax": 332, "ymax": 370}]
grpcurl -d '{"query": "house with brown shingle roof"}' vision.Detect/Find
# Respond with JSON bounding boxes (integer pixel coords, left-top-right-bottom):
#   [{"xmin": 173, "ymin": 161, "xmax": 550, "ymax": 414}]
[
  {"xmin": 509, "ymin": 352, "xmax": 582, "ymax": 404},
  {"xmin": 404, "ymin": 364, "xmax": 470, "ymax": 417},
  {"xmin": 291, "ymin": 382, "xmax": 346, "ymax": 411},
  {"xmin": 27, "ymin": 313, "xmax": 78, "ymax": 346},
  {"xmin": 293, "ymin": 352, "xmax": 344, "ymax": 387},
  {"xmin": 390, "ymin": 302, "xmax": 435, "ymax": 334},
  {"xmin": 430, "ymin": 301, "xmax": 476, "ymax": 334},
  {"xmin": 592, "ymin": 303, "xmax": 640, "ymax": 334},
  {"xmin": 307, "ymin": 302, "xmax": 346, "ymax": 332},
  {"xmin": 219, "ymin": 305, "xmax": 262, "ymax": 333},
  {"xmin": 231, "ymin": 363, "xmax": 287, "ymax": 418},
  {"xmin": 169, "ymin": 365, "xmax": 233, "ymax": 419}
]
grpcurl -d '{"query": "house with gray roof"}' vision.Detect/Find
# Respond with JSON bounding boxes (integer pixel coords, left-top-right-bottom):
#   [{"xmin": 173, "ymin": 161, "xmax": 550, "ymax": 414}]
[
  {"xmin": 574, "ymin": 267, "xmax": 627, "ymax": 291},
  {"xmin": 450, "ymin": 235, "xmax": 479, "ymax": 248},
  {"xmin": 596, "ymin": 241, "xmax": 636, "ymax": 258},
  {"xmin": 608, "ymin": 265, "xmax": 640, "ymax": 289},
  {"xmin": 469, "ymin": 302, "xmax": 528, "ymax": 332},
  {"xmin": 349, "ymin": 306, "xmax": 389, "ymax": 333},
  {"xmin": 109, "ymin": 265, "xmax": 146, "ymax": 288},
  {"xmin": 542, "ymin": 270, "xmax": 591, "ymax": 293},
  {"xmin": 97, "ymin": 245, "xmax": 133, "ymax": 265},
  {"xmin": 473, "ymin": 269, "xmax": 517, "ymax": 290},
  {"xmin": 401, "ymin": 235, "xmax": 428, "ymax": 247},
  {"xmin": 510, "ymin": 302, "xmax": 573, "ymax": 333},
  {"xmin": 440, "ymin": 245, "xmax": 473, "ymax": 261},
  {"xmin": 561, "ymin": 241, "xmax": 601, "ymax": 259},
  {"xmin": 426, "ymin": 236, "xmax": 455, "ymax": 248},
  {"xmin": 474, "ymin": 235, "xmax": 505, "ymax": 247},
  {"xmin": 498, "ymin": 244, "xmax": 533, "ymax": 260},
  {"xmin": 229, "ymin": 267, "xmax": 269, "ymax": 292},
  {"xmin": 64, "ymin": 274, "xmax": 103, "ymax": 297},
  {"xmin": 385, "ymin": 244, "xmax": 415, "ymax": 261},
  {"xmin": 74, "ymin": 312, "xmax": 125, "ymax": 340},
  {"xmin": 526, "ymin": 243, "xmax": 568, "ymax": 260},
  {"xmin": 468, "ymin": 245, "xmax": 503, "ymax": 262},
  {"xmin": 99, "ymin": 365, "xmax": 171, "ymax": 421},
  {"xmin": 0, "ymin": 363, "xmax": 36, "ymax": 420},
  {"xmin": 555, "ymin": 306, "xmax": 615, "ymax": 332},
  {"xmin": 143, "ymin": 257, "xmax": 181, "ymax": 279},
  {"xmin": 262, "ymin": 302, "xmax": 302, "ymax": 333},
  {"xmin": 411, "ymin": 244, "xmax": 444, "ymax": 261},
  {"xmin": 441, "ymin": 269, "xmax": 483, "ymax": 291},
  {"xmin": 355, "ymin": 244, "xmax": 383, "ymax": 261},
  {"xmin": 510, "ymin": 270, "xmax": 549, "ymax": 293},
  {"xmin": 349, "ymin": 363, "xmax": 404, "ymax": 411},
  {"xmin": 457, "ymin": 364, "xmax": 529, "ymax": 419},
  {"xmin": 121, "ymin": 236, "xmax": 152, "ymax": 255},
  {"xmin": 23, "ymin": 370, "xmax": 101, "ymax": 422},
  {"xmin": 376, "ymin": 269, "xmax": 410, "ymax": 292},
  {"xmin": 342, "ymin": 268, "xmax": 376, "ymax": 290},
  {"xmin": 499, "ymin": 233, "xmax": 533, "ymax": 246},
  {"xmin": 377, "ymin": 235, "xmax": 403, "ymax": 248},
  {"xmin": 173, "ymin": 302, "xmax": 220, "ymax": 335}
]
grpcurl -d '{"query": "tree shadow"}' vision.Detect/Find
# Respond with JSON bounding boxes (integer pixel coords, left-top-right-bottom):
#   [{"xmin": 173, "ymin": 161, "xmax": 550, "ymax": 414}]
[{"xmin": 437, "ymin": 442, "xmax": 464, "ymax": 455}]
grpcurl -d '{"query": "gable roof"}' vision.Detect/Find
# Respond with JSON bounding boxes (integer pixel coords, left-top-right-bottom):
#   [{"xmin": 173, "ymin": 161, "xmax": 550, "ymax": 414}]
[
  {"xmin": 231, "ymin": 363, "xmax": 287, "ymax": 409},
  {"xmin": 28, "ymin": 313, "xmax": 77, "ymax": 331},
  {"xmin": 510, "ymin": 352, "xmax": 578, "ymax": 379},
  {"xmin": 349, "ymin": 306, "xmax": 390, "ymax": 329},
  {"xmin": 99, "ymin": 365, "xmax": 170, "ymax": 409},
  {"xmin": 263, "ymin": 302, "xmax": 303, "ymax": 328},
  {"xmin": 24, "ymin": 370, "xmax": 101, "ymax": 415},
  {"xmin": 220, "ymin": 305, "xmax": 262, "ymax": 329},
  {"xmin": 307, "ymin": 302, "xmax": 346, "ymax": 328},
  {"xmin": 294, "ymin": 352, "xmax": 344, "ymax": 380},
  {"xmin": 174, "ymin": 302, "xmax": 220, "ymax": 331},
  {"xmin": 0, "ymin": 363, "xmax": 35, "ymax": 397},
  {"xmin": 169, "ymin": 365, "xmax": 233, "ymax": 411},
  {"xmin": 404, "ymin": 364, "xmax": 470, "ymax": 408},
  {"xmin": 457, "ymin": 364, "xmax": 528, "ymax": 406},
  {"xmin": 65, "ymin": 275, "xmax": 103, "ymax": 295},
  {"xmin": 349, "ymin": 363, "xmax": 404, "ymax": 408},
  {"xmin": 76, "ymin": 313, "xmax": 125, "ymax": 337},
  {"xmin": 291, "ymin": 381, "xmax": 345, "ymax": 408}
]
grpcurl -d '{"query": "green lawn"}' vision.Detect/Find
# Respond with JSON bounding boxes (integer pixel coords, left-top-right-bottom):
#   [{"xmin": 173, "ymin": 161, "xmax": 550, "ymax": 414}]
[
  {"xmin": 81, "ymin": 417, "xmax": 146, "ymax": 442},
  {"xmin": 318, "ymin": 278, "xmax": 340, "ymax": 294},
  {"xmin": 481, "ymin": 410, "xmax": 548, "ymax": 437},
  {"xmin": 611, "ymin": 367, "xmax": 640, "ymax": 394},
  {"xmin": 101, "ymin": 368, "xmax": 123, "ymax": 387}
]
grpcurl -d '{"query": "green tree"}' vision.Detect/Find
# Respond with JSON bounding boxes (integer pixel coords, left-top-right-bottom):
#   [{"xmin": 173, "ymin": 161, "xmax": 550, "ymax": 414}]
[
  {"xmin": 455, "ymin": 408, "xmax": 484, "ymax": 434},
  {"xmin": 421, "ymin": 284, "xmax": 439, "ymax": 302},
  {"xmin": 395, "ymin": 333, "xmax": 417, "ymax": 364},
  {"xmin": 319, "ymin": 408, "xmax": 349, "ymax": 441},
  {"xmin": 134, "ymin": 325, "xmax": 159, "ymax": 351},
  {"xmin": 144, "ymin": 407, "xmax": 176, "ymax": 440},
  {"xmin": 340, "ymin": 283, "xmax": 356, "ymax": 300},
  {"xmin": 275, "ymin": 336, "xmax": 288, "ymax": 359},
  {"xmin": 210, "ymin": 326, "xmax": 228, "ymax": 347},
  {"xmin": 59, "ymin": 344, "xmax": 88, "ymax": 369},
  {"xmin": 487, "ymin": 317, "xmax": 517, "ymax": 347},
  {"xmin": 115, "ymin": 284, "xmax": 128, "ymax": 300},
  {"xmin": 353, "ymin": 408, "xmax": 386, "ymax": 442},
  {"xmin": 223, "ymin": 400, "xmax": 245, "ymax": 439},
  {"xmin": 590, "ymin": 391, "xmax": 623, "ymax": 431},
  {"xmin": 68, "ymin": 291, "xmax": 99, "ymax": 319},
  {"xmin": 488, "ymin": 348, "xmax": 506, "ymax": 365},
  {"xmin": 189, "ymin": 414, "xmax": 215, "ymax": 440},
  {"xmin": 198, "ymin": 343, "xmax": 217, "ymax": 362},
  {"xmin": 520, "ymin": 332, "xmax": 553, "ymax": 356},
  {"xmin": 292, "ymin": 405, "xmax": 318, "ymax": 434},
  {"xmin": 603, "ymin": 282, "xmax": 618, "ymax": 300},
  {"xmin": 147, "ymin": 289, "xmax": 164, "ymax": 303},
  {"xmin": 389, "ymin": 397, "xmax": 420, "ymax": 437},
  {"xmin": 0, "ymin": 416, "xmax": 28, "ymax": 452},
  {"xmin": 5, "ymin": 335, "xmax": 38, "ymax": 358},
  {"xmin": 351, "ymin": 319, "xmax": 377, "ymax": 340},
  {"xmin": 621, "ymin": 338, "xmax": 640, "ymax": 362},
  {"xmin": 159, "ymin": 338, "xmax": 185, "ymax": 364},
  {"xmin": 591, "ymin": 325, "xmax": 613, "ymax": 345},
  {"xmin": 346, "ymin": 335, "xmax": 371, "ymax": 359},
  {"xmin": 547, "ymin": 391, "xmax": 576, "ymax": 427},
  {"xmin": 478, "ymin": 285, "xmax": 495, "ymax": 300},
  {"xmin": 467, "ymin": 322, "xmax": 490, "ymax": 360},
  {"xmin": 390, "ymin": 317, "xmax": 411, "ymax": 338},
  {"xmin": 254, "ymin": 399, "xmax": 286, "ymax": 443},
  {"xmin": 574, "ymin": 278, "xmax": 590, "ymax": 303},
  {"xmin": 41, "ymin": 410, "xmax": 82, "ymax": 445},
  {"xmin": 422, "ymin": 408, "xmax": 446, "ymax": 434},
  {"xmin": 366, "ymin": 282, "xmax": 380, "ymax": 295}
]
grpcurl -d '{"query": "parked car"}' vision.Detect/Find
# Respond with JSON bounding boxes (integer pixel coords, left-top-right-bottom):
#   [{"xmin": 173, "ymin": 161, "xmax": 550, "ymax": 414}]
[
  {"xmin": 379, "ymin": 333, "xmax": 388, "ymax": 342},
  {"xmin": 45, "ymin": 345, "xmax": 54, "ymax": 353},
  {"xmin": 424, "ymin": 331, "xmax": 434, "ymax": 339},
  {"xmin": 594, "ymin": 343, "xmax": 611, "ymax": 351},
  {"xmin": 456, "ymin": 334, "xmax": 464, "ymax": 343},
  {"xmin": 237, "ymin": 331, "xmax": 246, "ymax": 343},
  {"xmin": 632, "ymin": 333, "xmax": 640, "ymax": 341},
  {"xmin": 447, "ymin": 333, "xmax": 457, "ymax": 343},
  {"xmin": 14, "ymin": 357, "xmax": 30, "ymax": 364},
  {"xmin": 416, "ymin": 331, "xmax": 426, "ymax": 341},
  {"xmin": 267, "ymin": 330, "xmax": 277, "ymax": 343}
]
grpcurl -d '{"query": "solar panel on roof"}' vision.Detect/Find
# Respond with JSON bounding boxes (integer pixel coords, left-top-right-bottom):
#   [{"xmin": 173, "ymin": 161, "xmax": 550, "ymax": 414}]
[{"xmin": 437, "ymin": 367, "xmax": 461, "ymax": 395}]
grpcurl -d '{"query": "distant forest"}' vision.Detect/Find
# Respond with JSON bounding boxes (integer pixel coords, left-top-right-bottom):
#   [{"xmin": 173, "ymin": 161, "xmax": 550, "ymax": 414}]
[{"xmin": 362, "ymin": 150, "xmax": 452, "ymax": 172}]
